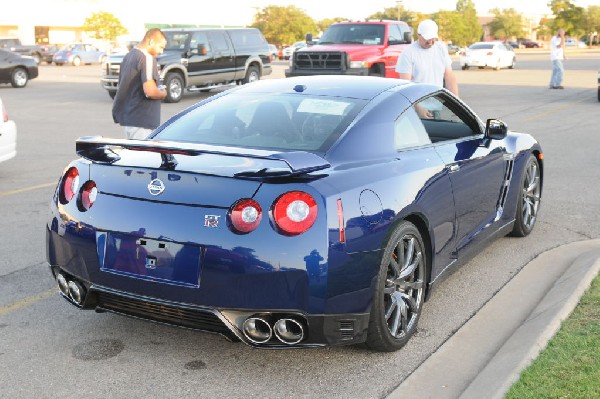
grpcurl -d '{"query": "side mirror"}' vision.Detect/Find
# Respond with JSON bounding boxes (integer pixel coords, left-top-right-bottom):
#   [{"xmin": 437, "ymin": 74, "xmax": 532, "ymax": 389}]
[
  {"xmin": 403, "ymin": 31, "xmax": 413, "ymax": 44},
  {"xmin": 485, "ymin": 119, "xmax": 508, "ymax": 140},
  {"xmin": 188, "ymin": 44, "xmax": 207, "ymax": 57},
  {"xmin": 306, "ymin": 32, "xmax": 316, "ymax": 45}
]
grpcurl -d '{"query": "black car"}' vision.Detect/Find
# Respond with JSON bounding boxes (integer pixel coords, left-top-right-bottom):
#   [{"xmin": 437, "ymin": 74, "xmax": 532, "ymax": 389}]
[
  {"xmin": 0, "ymin": 49, "xmax": 38, "ymax": 88},
  {"xmin": 39, "ymin": 44, "xmax": 60, "ymax": 64}
]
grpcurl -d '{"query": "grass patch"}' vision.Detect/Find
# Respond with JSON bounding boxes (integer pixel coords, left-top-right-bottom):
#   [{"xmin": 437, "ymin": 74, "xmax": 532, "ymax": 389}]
[{"xmin": 506, "ymin": 274, "xmax": 600, "ymax": 399}]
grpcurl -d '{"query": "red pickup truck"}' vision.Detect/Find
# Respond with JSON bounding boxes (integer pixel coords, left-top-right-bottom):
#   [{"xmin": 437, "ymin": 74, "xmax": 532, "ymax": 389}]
[{"xmin": 285, "ymin": 20, "xmax": 413, "ymax": 79}]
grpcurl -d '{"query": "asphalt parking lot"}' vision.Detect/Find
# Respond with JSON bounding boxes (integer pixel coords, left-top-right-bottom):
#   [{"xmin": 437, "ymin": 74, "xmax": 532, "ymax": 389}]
[{"xmin": 0, "ymin": 50, "xmax": 599, "ymax": 398}]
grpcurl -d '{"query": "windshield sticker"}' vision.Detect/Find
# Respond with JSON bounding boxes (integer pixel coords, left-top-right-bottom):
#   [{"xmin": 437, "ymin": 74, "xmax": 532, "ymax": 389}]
[{"xmin": 298, "ymin": 99, "xmax": 350, "ymax": 116}]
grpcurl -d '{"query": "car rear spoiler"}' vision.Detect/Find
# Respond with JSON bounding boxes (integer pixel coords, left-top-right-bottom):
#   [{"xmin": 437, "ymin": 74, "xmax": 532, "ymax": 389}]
[{"xmin": 75, "ymin": 136, "xmax": 330, "ymax": 177}]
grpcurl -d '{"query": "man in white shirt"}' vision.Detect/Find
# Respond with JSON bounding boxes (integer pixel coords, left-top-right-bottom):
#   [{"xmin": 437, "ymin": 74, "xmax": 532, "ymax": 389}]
[
  {"xmin": 395, "ymin": 19, "xmax": 458, "ymax": 97},
  {"xmin": 549, "ymin": 28, "xmax": 566, "ymax": 89}
]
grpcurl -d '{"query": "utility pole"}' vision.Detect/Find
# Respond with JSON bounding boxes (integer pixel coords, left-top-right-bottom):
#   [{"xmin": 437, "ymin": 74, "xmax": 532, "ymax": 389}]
[{"xmin": 396, "ymin": 0, "xmax": 403, "ymax": 21}]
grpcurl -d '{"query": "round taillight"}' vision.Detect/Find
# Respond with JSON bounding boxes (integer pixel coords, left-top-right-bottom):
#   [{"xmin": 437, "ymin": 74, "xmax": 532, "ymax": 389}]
[
  {"xmin": 272, "ymin": 191, "xmax": 317, "ymax": 236},
  {"xmin": 79, "ymin": 180, "xmax": 97, "ymax": 211},
  {"xmin": 229, "ymin": 198, "xmax": 262, "ymax": 234},
  {"xmin": 60, "ymin": 167, "xmax": 79, "ymax": 204}
]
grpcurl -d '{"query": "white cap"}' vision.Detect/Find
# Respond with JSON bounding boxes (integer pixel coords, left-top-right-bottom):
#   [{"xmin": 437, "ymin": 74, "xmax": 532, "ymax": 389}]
[{"xmin": 417, "ymin": 19, "xmax": 438, "ymax": 40}]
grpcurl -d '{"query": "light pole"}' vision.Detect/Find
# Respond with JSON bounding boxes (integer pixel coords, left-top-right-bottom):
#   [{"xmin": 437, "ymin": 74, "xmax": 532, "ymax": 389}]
[{"xmin": 396, "ymin": 0, "xmax": 403, "ymax": 21}]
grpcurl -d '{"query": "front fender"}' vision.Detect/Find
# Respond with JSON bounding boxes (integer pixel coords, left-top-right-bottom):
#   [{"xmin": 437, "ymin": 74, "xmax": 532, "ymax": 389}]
[{"xmin": 160, "ymin": 64, "xmax": 189, "ymax": 86}]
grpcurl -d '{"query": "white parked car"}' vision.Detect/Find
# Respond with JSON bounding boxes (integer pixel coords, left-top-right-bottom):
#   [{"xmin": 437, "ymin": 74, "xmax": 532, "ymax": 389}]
[
  {"xmin": 460, "ymin": 41, "xmax": 516, "ymax": 70},
  {"xmin": 565, "ymin": 38, "xmax": 587, "ymax": 48},
  {"xmin": 0, "ymin": 96, "xmax": 17, "ymax": 163},
  {"xmin": 282, "ymin": 41, "xmax": 307, "ymax": 60}
]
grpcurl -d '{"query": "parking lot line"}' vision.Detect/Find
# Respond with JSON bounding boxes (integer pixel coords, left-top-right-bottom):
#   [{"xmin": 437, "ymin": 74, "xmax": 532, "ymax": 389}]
[
  {"xmin": 0, "ymin": 288, "xmax": 56, "ymax": 317},
  {"xmin": 0, "ymin": 182, "xmax": 55, "ymax": 197}
]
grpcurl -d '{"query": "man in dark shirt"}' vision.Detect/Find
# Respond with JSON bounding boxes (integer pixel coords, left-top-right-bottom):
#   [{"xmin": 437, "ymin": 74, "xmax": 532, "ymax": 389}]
[{"xmin": 112, "ymin": 28, "xmax": 167, "ymax": 139}]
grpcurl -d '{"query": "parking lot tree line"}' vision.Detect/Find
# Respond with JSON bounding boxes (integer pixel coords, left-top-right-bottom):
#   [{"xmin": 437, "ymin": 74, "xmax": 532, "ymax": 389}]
[{"xmin": 79, "ymin": 1, "xmax": 599, "ymax": 51}]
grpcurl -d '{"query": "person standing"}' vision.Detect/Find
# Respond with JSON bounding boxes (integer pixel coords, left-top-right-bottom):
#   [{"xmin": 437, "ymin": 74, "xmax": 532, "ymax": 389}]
[
  {"xmin": 112, "ymin": 28, "xmax": 167, "ymax": 139},
  {"xmin": 395, "ymin": 19, "xmax": 459, "ymax": 97},
  {"xmin": 549, "ymin": 28, "xmax": 566, "ymax": 89}
]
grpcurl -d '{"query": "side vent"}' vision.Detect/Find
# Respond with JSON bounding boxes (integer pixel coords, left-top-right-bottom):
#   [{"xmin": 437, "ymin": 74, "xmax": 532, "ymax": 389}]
[{"xmin": 339, "ymin": 319, "xmax": 355, "ymax": 340}]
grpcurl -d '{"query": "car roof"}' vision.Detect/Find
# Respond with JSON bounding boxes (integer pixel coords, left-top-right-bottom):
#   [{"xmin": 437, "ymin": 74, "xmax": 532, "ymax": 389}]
[{"xmin": 234, "ymin": 75, "xmax": 409, "ymax": 100}]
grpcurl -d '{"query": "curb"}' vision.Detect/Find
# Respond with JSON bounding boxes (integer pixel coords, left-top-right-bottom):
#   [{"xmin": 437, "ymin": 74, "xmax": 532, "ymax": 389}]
[{"xmin": 388, "ymin": 239, "xmax": 600, "ymax": 399}]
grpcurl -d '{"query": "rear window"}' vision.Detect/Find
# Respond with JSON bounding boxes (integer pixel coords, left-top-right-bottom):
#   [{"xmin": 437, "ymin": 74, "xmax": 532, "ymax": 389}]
[
  {"xmin": 469, "ymin": 43, "xmax": 494, "ymax": 50},
  {"xmin": 228, "ymin": 29, "xmax": 267, "ymax": 50},
  {"xmin": 154, "ymin": 92, "xmax": 366, "ymax": 152}
]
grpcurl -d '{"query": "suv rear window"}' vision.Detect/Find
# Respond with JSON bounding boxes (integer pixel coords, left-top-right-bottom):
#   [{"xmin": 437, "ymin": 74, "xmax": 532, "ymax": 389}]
[{"xmin": 228, "ymin": 29, "xmax": 267, "ymax": 49}]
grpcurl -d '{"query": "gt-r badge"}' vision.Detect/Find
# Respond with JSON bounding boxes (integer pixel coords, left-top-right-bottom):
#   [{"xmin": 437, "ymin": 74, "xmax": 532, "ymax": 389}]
[
  {"xmin": 147, "ymin": 179, "xmax": 165, "ymax": 196},
  {"xmin": 204, "ymin": 215, "xmax": 220, "ymax": 228}
]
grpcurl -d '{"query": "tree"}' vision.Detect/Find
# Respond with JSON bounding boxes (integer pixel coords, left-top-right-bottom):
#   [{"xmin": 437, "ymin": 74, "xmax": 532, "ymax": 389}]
[
  {"xmin": 547, "ymin": 0, "xmax": 586, "ymax": 36},
  {"xmin": 456, "ymin": 0, "xmax": 482, "ymax": 44},
  {"xmin": 434, "ymin": 11, "xmax": 466, "ymax": 46},
  {"xmin": 317, "ymin": 18, "xmax": 347, "ymax": 37},
  {"xmin": 251, "ymin": 6, "xmax": 317, "ymax": 46},
  {"xmin": 488, "ymin": 8, "xmax": 526, "ymax": 40},
  {"xmin": 82, "ymin": 11, "xmax": 128, "ymax": 43},
  {"xmin": 369, "ymin": 6, "xmax": 415, "ymax": 26},
  {"xmin": 582, "ymin": 6, "xmax": 600, "ymax": 44}
]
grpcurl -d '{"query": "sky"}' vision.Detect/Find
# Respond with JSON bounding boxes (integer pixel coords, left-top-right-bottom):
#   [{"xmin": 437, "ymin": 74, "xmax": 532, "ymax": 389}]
[{"xmin": 11, "ymin": 0, "xmax": 599, "ymax": 37}]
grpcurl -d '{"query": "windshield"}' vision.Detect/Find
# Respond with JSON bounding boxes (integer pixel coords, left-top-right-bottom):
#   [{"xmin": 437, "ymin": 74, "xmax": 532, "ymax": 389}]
[
  {"xmin": 163, "ymin": 32, "xmax": 190, "ymax": 50},
  {"xmin": 319, "ymin": 24, "xmax": 386, "ymax": 45},
  {"xmin": 154, "ymin": 92, "xmax": 366, "ymax": 152}
]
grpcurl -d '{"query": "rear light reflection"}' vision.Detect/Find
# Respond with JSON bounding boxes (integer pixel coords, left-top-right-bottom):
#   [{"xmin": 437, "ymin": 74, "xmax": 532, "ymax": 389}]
[{"xmin": 60, "ymin": 167, "xmax": 79, "ymax": 204}]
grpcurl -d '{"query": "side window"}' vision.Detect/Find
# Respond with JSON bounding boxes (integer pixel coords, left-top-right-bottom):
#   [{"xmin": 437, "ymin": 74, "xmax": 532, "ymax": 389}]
[
  {"xmin": 209, "ymin": 32, "xmax": 230, "ymax": 52},
  {"xmin": 190, "ymin": 32, "xmax": 210, "ymax": 53},
  {"xmin": 394, "ymin": 108, "xmax": 432, "ymax": 150},
  {"xmin": 416, "ymin": 94, "xmax": 481, "ymax": 142},
  {"xmin": 387, "ymin": 24, "xmax": 402, "ymax": 45}
]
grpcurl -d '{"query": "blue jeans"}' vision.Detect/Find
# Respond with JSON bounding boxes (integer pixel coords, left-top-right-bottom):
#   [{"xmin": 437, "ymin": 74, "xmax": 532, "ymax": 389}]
[{"xmin": 550, "ymin": 59, "xmax": 564, "ymax": 87}]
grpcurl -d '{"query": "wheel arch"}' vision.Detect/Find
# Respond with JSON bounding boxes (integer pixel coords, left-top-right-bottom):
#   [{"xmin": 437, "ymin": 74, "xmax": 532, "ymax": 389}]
[
  {"xmin": 382, "ymin": 213, "xmax": 433, "ymax": 299},
  {"xmin": 160, "ymin": 65, "xmax": 188, "ymax": 86}
]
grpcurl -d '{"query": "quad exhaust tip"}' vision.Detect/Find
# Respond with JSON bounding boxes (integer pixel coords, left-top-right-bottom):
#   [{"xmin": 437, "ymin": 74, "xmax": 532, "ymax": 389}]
[
  {"xmin": 242, "ymin": 317, "xmax": 272, "ymax": 344},
  {"xmin": 273, "ymin": 318, "xmax": 305, "ymax": 345},
  {"xmin": 242, "ymin": 316, "xmax": 306, "ymax": 345},
  {"xmin": 56, "ymin": 273, "xmax": 70, "ymax": 296},
  {"xmin": 56, "ymin": 272, "xmax": 86, "ymax": 305}
]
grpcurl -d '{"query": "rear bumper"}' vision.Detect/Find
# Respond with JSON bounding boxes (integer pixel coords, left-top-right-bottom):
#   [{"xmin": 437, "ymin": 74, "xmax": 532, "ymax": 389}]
[{"xmin": 48, "ymin": 262, "xmax": 370, "ymax": 348}]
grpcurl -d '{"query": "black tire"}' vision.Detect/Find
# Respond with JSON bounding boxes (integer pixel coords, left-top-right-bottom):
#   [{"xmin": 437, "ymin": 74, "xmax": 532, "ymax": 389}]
[
  {"xmin": 242, "ymin": 65, "xmax": 260, "ymax": 84},
  {"xmin": 164, "ymin": 73, "xmax": 184, "ymax": 103},
  {"xmin": 509, "ymin": 58, "xmax": 515, "ymax": 69},
  {"xmin": 365, "ymin": 221, "xmax": 427, "ymax": 352},
  {"xmin": 368, "ymin": 64, "xmax": 385, "ymax": 77},
  {"xmin": 10, "ymin": 67, "xmax": 28, "ymax": 88},
  {"xmin": 462, "ymin": 65, "xmax": 468, "ymax": 70},
  {"xmin": 510, "ymin": 153, "xmax": 541, "ymax": 237}
]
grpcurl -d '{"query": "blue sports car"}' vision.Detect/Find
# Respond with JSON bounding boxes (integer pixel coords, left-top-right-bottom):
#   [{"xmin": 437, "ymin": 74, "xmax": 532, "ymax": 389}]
[{"xmin": 46, "ymin": 76, "xmax": 543, "ymax": 351}]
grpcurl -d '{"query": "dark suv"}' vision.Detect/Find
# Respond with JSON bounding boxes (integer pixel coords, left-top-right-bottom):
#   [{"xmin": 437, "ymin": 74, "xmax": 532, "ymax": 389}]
[{"xmin": 101, "ymin": 28, "xmax": 272, "ymax": 103}]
